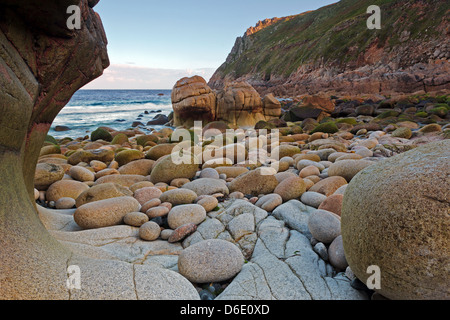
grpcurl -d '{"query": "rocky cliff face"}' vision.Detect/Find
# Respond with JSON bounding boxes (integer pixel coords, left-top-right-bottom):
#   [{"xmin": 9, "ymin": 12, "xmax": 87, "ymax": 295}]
[{"xmin": 209, "ymin": 0, "xmax": 450, "ymax": 97}]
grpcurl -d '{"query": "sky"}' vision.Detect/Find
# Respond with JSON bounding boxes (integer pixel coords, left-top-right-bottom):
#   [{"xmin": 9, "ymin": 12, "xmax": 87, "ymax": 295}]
[{"xmin": 84, "ymin": 0, "xmax": 337, "ymax": 90}]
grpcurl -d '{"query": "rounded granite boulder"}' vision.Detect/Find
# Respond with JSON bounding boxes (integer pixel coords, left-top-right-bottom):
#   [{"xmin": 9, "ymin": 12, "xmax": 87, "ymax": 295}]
[
  {"xmin": 74, "ymin": 196, "xmax": 141, "ymax": 230},
  {"xmin": 178, "ymin": 239, "xmax": 245, "ymax": 283},
  {"xmin": 150, "ymin": 154, "xmax": 200, "ymax": 184},
  {"xmin": 167, "ymin": 204, "xmax": 207, "ymax": 230},
  {"xmin": 342, "ymin": 140, "xmax": 450, "ymax": 300}
]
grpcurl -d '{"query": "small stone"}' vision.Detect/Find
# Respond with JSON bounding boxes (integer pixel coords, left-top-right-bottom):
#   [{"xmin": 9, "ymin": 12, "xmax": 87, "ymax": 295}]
[
  {"xmin": 313, "ymin": 242, "xmax": 329, "ymax": 261},
  {"xmin": 34, "ymin": 188, "xmax": 40, "ymax": 201},
  {"xmin": 55, "ymin": 197, "xmax": 76, "ymax": 209},
  {"xmin": 308, "ymin": 209, "xmax": 341, "ymax": 244},
  {"xmin": 95, "ymin": 168, "xmax": 120, "ymax": 180},
  {"xmin": 90, "ymin": 160, "xmax": 107, "ymax": 172},
  {"xmin": 134, "ymin": 187, "xmax": 163, "ymax": 205},
  {"xmin": 160, "ymin": 229, "xmax": 174, "ymax": 240},
  {"xmin": 196, "ymin": 196, "xmax": 219, "ymax": 213},
  {"xmin": 391, "ymin": 127, "xmax": 413, "ymax": 139},
  {"xmin": 160, "ymin": 202, "xmax": 173, "ymax": 211},
  {"xmin": 200, "ymin": 168, "xmax": 220, "ymax": 179},
  {"xmin": 170, "ymin": 178, "xmax": 191, "ymax": 188},
  {"xmin": 299, "ymin": 165, "xmax": 320, "ymax": 178},
  {"xmin": 255, "ymin": 194, "xmax": 283, "ymax": 212},
  {"xmin": 129, "ymin": 181, "xmax": 155, "ymax": 193},
  {"xmin": 309, "ymin": 176, "xmax": 348, "ymax": 196},
  {"xmin": 140, "ymin": 198, "xmax": 162, "ymax": 213},
  {"xmin": 199, "ymin": 290, "xmax": 215, "ymax": 301},
  {"xmin": 300, "ymin": 192, "xmax": 327, "ymax": 208},
  {"xmin": 168, "ymin": 223, "xmax": 198, "ymax": 243},
  {"xmin": 274, "ymin": 176, "xmax": 306, "ymax": 202},
  {"xmin": 167, "ymin": 204, "xmax": 207, "ymax": 230},
  {"xmin": 228, "ymin": 167, "xmax": 279, "ymax": 196},
  {"xmin": 229, "ymin": 192, "xmax": 245, "ymax": 199},
  {"xmin": 182, "ymin": 178, "xmax": 229, "ymax": 196},
  {"xmin": 275, "ymin": 171, "xmax": 297, "ymax": 183},
  {"xmin": 328, "ymin": 235, "xmax": 348, "ymax": 271},
  {"xmin": 303, "ymin": 178, "xmax": 314, "ymax": 190},
  {"xmin": 297, "ymin": 160, "xmax": 324, "ymax": 172},
  {"xmin": 139, "ymin": 222, "xmax": 161, "ymax": 241},
  {"xmin": 353, "ymin": 147, "xmax": 373, "ymax": 158},
  {"xmin": 159, "ymin": 189, "xmax": 197, "ymax": 206},
  {"xmin": 124, "ymin": 212, "xmax": 149, "ymax": 227},
  {"xmin": 146, "ymin": 206, "xmax": 170, "ymax": 219},
  {"xmin": 345, "ymin": 266, "xmax": 356, "ymax": 281},
  {"xmin": 318, "ymin": 194, "xmax": 344, "ymax": 216}
]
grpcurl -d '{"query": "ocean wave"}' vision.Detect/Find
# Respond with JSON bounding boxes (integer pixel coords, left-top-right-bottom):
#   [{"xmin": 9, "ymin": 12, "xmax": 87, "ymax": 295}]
[{"xmin": 59, "ymin": 102, "xmax": 172, "ymax": 115}]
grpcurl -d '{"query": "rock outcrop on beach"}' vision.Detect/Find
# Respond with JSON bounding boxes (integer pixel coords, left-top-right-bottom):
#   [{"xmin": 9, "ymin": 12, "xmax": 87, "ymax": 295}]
[
  {"xmin": 172, "ymin": 76, "xmax": 283, "ymax": 128},
  {"xmin": 208, "ymin": 0, "xmax": 450, "ymax": 96},
  {"xmin": 172, "ymin": 76, "xmax": 217, "ymax": 127}
]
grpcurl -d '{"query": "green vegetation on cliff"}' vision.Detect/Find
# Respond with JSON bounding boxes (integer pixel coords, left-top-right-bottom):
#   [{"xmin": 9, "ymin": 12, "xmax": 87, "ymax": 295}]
[{"xmin": 216, "ymin": 0, "xmax": 449, "ymax": 79}]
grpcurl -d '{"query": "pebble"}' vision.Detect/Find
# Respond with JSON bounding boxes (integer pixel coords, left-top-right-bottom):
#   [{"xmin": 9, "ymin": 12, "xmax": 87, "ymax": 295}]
[
  {"xmin": 134, "ymin": 187, "xmax": 163, "ymax": 205},
  {"xmin": 299, "ymin": 165, "xmax": 320, "ymax": 178},
  {"xmin": 297, "ymin": 160, "xmax": 325, "ymax": 172},
  {"xmin": 199, "ymin": 168, "xmax": 220, "ymax": 179},
  {"xmin": 303, "ymin": 178, "xmax": 314, "ymax": 190},
  {"xmin": 124, "ymin": 212, "xmax": 149, "ymax": 227},
  {"xmin": 196, "ymin": 196, "xmax": 219, "ymax": 212},
  {"xmin": 229, "ymin": 191, "xmax": 245, "ymax": 199},
  {"xmin": 255, "ymin": 194, "xmax": 283, "ymax": 212},
  {"xmin": 182, "ymin": 178, "xmax": 229, "ymax": 196},
  {"xmin": 309, "ymin": 176, "xmax": 348, "ymax": 196},
  {"xmin": 308, "ymin": 209, "xmax": 341, "ymax": 244},
  {"xmin": 69, "ymin": 166, "xmax": 95, "ymax": 182},
  {"xmin": 274, "ymin": 176, "xmax": 306, "ymax": 202},
  {"xmin": 129, "ymin": 181, "xmax": 155, "ymax": 193},
  {"xmin": 318, "ymin": 194, "xmax": 344, "ymax": 216},
  {"xmin": 328, "ymin": 235, "xmax": 348, "ymax": 271},
  {"xmin": 168, "ymin": 223, "xmax": 198, "ymax": 243},
  {"xmin": 353, "ymin": 146, "xmax": 373, "ymax": 158},
  {"xmin": 55, "ymin": 197, "xmax": 76, "ymax": 210},
  {"xmin": 313, "ymin": 242, "xmax": 329, "ymax": 261},
  {"xmin": 146, "ymin": 206, "xmax": 170, "ymax": 219},
  {"xmin": 170, "ymin": 178, "xmax": 191, "ymax": 188},
  {"xmin": 159, "ymin": 188, "xmax": 198, "ymax": 206},
  {"xmin": 328, "ymin": 160, "xmax": 374, "ymax": 182},
  {"xmin": 167, "ymin": 204, "xmax": 207, "ymax": 230},
  {"xmin": 139, "ymin": 222, "xmax": 161, "ymax": 241},
  {"xmin": 160, "ymin": 229, "xmax": 174, "ymax": 240},
  {"xmin": 300, "ymin": 192, "xmax": 327, "ymax": 208},
  {"xmin": 140, "ymin": 198, "xmax": 162, "ymax": 213}
]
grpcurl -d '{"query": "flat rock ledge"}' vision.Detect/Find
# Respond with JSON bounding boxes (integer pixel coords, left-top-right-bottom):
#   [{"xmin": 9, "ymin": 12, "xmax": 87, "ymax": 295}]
[
  {"xmin": 38, "ymin": 199, "xmax": 367, "ymax": 300},
  {"xmin": 217, "ymin": 202, "xmax": 367, "ymax": 300}
]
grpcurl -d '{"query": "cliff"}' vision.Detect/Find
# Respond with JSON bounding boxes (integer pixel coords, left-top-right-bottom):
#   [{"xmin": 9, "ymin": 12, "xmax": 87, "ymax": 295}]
[{"xmin": 208, "ymin": 0, "xmax": 450, "ymax": 97}]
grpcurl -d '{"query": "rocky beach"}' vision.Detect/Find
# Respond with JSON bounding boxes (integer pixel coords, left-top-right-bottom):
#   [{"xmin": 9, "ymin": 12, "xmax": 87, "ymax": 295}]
[
  {"xmin": 34, "ymin": 80, "xmax": 450, "ymax": 300},
  {"xmin": 0, "ymin": 0, "xmax": 449, "ymax": 302}
]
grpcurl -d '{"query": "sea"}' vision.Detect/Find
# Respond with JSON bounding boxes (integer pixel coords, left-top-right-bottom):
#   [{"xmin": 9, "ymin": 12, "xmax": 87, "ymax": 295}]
[{"xmin": 49, "ymin": 89, "xmax": 173, "ymax": 139}]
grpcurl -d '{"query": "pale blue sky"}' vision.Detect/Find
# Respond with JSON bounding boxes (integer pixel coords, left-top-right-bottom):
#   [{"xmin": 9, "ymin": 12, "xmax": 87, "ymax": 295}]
[{"xmin": 85, "ymin": 0, "xmax": 337, "ymax": 89}]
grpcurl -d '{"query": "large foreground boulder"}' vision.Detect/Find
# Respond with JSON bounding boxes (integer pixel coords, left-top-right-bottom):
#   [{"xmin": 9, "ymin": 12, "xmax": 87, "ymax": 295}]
[{"xmin": 342, "ymin": 140, "xmax": 450, "ymax": 300}]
